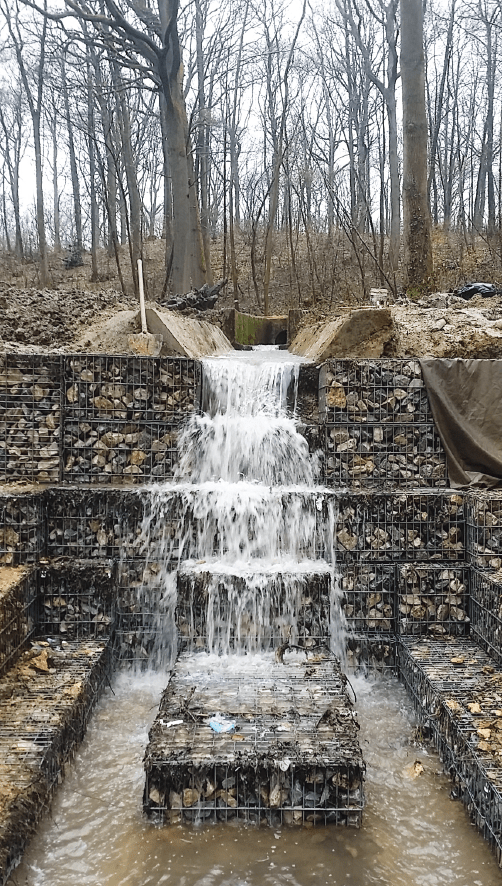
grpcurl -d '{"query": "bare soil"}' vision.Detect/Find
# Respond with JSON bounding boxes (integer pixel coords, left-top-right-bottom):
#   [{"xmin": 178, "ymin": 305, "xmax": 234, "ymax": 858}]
[{"xmin": 1, "ymin": 236, "xmax": 502, "ymax": 358}]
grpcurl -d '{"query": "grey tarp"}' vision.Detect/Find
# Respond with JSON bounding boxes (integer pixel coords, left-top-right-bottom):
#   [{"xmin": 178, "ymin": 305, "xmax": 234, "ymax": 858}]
[{"xmin": 420, "ymin": 358, "xmax": 502, "ymax": 488}]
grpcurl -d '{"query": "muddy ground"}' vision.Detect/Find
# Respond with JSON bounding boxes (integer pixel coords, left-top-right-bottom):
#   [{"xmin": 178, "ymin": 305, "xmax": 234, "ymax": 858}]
[
  {"xmin": 2, "ymin": 234, "xmax": 502, "ymax": 356},
  {"xmin": 2, "ymin": 278, "xmax": 502, "ymax": 359}
]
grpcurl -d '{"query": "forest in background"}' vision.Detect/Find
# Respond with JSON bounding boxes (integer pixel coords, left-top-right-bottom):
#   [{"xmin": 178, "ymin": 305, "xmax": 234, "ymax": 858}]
[{"xmin": 0, "ymin": 0, "xmax": 501, "ymax": 314}]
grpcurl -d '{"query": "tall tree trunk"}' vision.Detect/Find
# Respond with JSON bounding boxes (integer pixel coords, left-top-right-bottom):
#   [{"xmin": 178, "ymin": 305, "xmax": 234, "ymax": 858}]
[
  {"xmin": 194, "ymin": 0, "xmax": 213, "ymax": 285},
  {"xmin": 400, "ymin": 0, "xmax": 433, "ymax": 290},
  {"xmin": 87, "ymin": 58, "xmax": 99, "ymax": 282},
  {"xmin": 62, "ymin": 56, "xmax": 83, "ymax": 250},
  {"xmin": 3, "ymin": 0, "xmax": 49, "ymax": 284},
  {"xmin": 51, "ymin": 106, "xmax": 61, "ymax": 251},
  {"xmin": 158, "ymin": 0, "xmax": 206, "ymax": 294}
]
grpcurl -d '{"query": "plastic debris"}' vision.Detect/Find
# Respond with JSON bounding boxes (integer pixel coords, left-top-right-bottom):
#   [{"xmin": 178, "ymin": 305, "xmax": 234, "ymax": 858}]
[{"xmin": 209, "ymin": 714, "xmax": 236, "ymax": 733}]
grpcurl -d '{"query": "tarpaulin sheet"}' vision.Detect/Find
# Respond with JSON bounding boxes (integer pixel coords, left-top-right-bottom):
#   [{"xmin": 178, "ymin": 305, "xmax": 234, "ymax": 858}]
[{"xmin": 420, "ymin": 358, "xmax": 502, "ymax": 488}]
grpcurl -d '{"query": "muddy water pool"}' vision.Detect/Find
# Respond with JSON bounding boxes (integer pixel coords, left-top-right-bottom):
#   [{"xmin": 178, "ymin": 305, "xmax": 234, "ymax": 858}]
[{"xmin": 12, "ymin": 670, "xmax": 501, "ymax": 886}]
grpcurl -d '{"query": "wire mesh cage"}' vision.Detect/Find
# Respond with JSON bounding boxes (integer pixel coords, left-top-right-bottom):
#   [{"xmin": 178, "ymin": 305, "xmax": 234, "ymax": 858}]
[
  {"xmin": 470, "ymin": 568, "xmax": 502, "ymax": 663},
  {"xmin": 398, "ymin": 638, "xmax": 502, "ymax": 865},
  {"xmin": 176, "ymin": 567, "xmax": 332, "ymax": 654},
  {"xmin": 0, "ymin": 639, "xmax": 113, "ymax": 885},
  {"xmin": 467, "ymin": 490, "xmax": 502, "ymax": 570},
  {"xmin": 345, "ymin": 633, "xmax": 397, "ymax": 672},
  {"xmin": 340, "ymin": 563, "xmax": 395, "ymax": 634},
  {"xmin": 46, "ymin": 488, "xmax": 146, "ymax": 560},
  {"xmin": 63, "ymin": 355, "xmax": 200, "ymax": 422},
  {"xmin": 144, "ymin": 651, "xmax": 364, "ymax": 827},
  {"xmin": 324, "ymin": 423, "xmax": 447, "ymax": 489},
  {"xmin": 0, "ymin": 493, "xmax": 45, "ymax": 564},
  {"xmin": 333, "ymin": 492, "xmax": 465, "ymax": 563},
  {"xmin": 0, "ymin": 354, "xmax": 62, "ymax": 483},
  {"xmin": 38, "ymin": 561, "xmax": 115, "ymax": 640},
  {"xmin": 62, "ymin": 420, "xmax": 179, "ymax": 484},
  {"xmin": 319, "ymin": 360, "xmax": 434, "ymax": 425},
  {"xmin": 113, "ymin": 558, "xmax": 172, "ymax": 664},
  {"xmin": 0, "ymin": 567, "xmax": 38, "ymax": 676},
  {"xmin": 397, "ymin": 564, "xmax": 470, "ymax": 637}
]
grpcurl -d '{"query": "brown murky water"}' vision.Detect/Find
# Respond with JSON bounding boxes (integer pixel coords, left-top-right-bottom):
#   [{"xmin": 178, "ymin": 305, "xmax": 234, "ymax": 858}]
[{"xmin": 11, "ymin": 670, "xmax": 502, "ymax": 886}]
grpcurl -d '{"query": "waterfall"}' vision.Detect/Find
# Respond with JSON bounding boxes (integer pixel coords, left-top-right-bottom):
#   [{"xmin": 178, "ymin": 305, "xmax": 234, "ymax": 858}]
[{"xmin": 132, "ymin": 348, "xmax": 344, "ymax": 667}]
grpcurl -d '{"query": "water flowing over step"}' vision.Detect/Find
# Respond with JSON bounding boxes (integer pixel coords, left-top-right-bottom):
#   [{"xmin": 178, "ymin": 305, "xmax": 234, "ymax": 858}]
[{"xmin": 142, "ymin": 348, "xmax": 363, "ymax": 825}]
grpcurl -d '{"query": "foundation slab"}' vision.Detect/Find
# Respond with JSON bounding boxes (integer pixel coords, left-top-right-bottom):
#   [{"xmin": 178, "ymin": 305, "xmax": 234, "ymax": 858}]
[{"xmin": 144, "ymin": 650, "xmax": 364, "ymax": 826}]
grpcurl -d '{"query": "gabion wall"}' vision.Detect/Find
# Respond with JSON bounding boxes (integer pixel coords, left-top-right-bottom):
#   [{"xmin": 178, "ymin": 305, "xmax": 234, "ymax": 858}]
[
  {"xmin": 320, "ymin": 360, "xmax": 448, "ymax": 489},
  {"xmin": 0, "ymin": 567, "xmax": 38, "ymax": 675},
  {"xmin": 2, "ymin": 355, "xmax": 502, "ymax": 665},
  {"xmin": 0, "ymin": 354, "xmax": 200, "ymax": 484}
]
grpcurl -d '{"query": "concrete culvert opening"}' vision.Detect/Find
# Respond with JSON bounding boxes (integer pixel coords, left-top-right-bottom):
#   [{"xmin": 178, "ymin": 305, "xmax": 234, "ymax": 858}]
[{"xmin": 1, "ymin": 351, "xmax": 502, "ymax": 885}]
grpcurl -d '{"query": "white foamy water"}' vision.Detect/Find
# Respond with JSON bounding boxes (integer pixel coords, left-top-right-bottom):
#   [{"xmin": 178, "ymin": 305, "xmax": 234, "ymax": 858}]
[
  {"xmin": 132, "ymin": 348, "xmax": 342, "ymax": 665},
  {"xmin": 14, "ymin": 672, "xmax": 502, "ymax": 886}
]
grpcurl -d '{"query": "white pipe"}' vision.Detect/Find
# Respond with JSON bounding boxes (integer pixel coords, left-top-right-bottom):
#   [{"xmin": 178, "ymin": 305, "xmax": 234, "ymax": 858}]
[{"xmin": 138, "ymin": 259, "xmax": 147, "ymax": 334}]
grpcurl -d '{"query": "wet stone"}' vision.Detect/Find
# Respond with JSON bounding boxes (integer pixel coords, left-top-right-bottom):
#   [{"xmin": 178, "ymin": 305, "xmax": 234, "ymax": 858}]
[{"xmin": 144, "ymin": 651, "xmax": 364, "ymax": 827}]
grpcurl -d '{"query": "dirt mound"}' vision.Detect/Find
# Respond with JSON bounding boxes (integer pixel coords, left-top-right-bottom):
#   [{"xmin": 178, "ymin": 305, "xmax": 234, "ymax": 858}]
[
  {"xmin": 2, "ymin": 272, "xmax": 502, "ymax": 360},
  {"xmin": 0, "ymin": 284, "xmax": 137, "ymax": 351}
]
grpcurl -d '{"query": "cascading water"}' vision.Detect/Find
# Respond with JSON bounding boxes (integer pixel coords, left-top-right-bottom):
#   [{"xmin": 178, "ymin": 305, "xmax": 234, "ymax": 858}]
[
  {"xmin": 16, "ymin": 348, "xmax": 502, "ymax": 885},
  {"xmin": 135, "ymin": 347, "xmax": 343, "ymax": 667}
]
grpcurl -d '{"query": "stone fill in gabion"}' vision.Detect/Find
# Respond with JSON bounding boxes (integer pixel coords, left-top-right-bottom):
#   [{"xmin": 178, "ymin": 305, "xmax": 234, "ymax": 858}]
[
  {"xmin": 39, "ymin": 561, "xmax": 115, "ymax": 640},
  {"xmin": 334, "ymin": 492, "xmax": 465, "ymax": 562},
  {"xmin": 324, "ymin": 423, "xmax": 447, "ymax": 488},
  {"xmin": 0, "ymin": 639, "xmax": 112, "ymax": 886},
  {"xmin": 467, "ymin": 491, "xmax": 502, "ymax": 571},
  {"xmin": 397, "ymin": 564, "xmax": 469, "ymax": 637},
  {"xmin": 176, "ymin": 568, "xmax": 331, "ymax": 654},
  {"xmin": 470, "ymin": 569, "xmax": 502, "ymax": 663},
  {"xmin": 0, "ymin": 494, "xmax": 44, "ymax": 565},
  {"xmin": 399, "ymin": 638, "xmax": 502, "ymax": 866},
  {"xmin": 319, "ymin": 359, "xmax": 433, "ymax": 424},
  {"xmin": 319, "ymin": 360, "xmax": 447, "ymax": 490},
  {"xmin": 144, "ymin": 650, "xmax": 364, "ymax": 827},
  {"xmin": 45, "ymin": 488, "xmax": 146, "ymax": 559},
  {"xmin": 0, "ymin": 355, "xmax": 61, "ymax": 484},
  {"xmin": 0, "ymin": 567, "xmax": 37, "ymax": 676}
]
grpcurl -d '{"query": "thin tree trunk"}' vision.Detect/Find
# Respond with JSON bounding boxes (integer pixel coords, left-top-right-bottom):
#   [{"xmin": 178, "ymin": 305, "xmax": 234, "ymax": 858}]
[{"xmin": 62, "ymin": 56, "xmax": 83, "ymax": 250}]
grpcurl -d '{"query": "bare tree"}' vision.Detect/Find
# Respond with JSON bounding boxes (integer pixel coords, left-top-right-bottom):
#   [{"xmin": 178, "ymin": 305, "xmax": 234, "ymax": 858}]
[
  {"xmin": 1, "ymin": 0, "xmax": 49, "ymax": 284},
  {"xmin": 400, "ymin": 0, "xmax": 433, "ymax": 290}
]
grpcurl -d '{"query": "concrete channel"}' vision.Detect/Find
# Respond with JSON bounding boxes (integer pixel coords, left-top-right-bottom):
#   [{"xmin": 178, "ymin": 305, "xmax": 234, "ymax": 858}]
[{"xmin": 1, "ymin": 351, "xmax": 502, "ymax": 882}]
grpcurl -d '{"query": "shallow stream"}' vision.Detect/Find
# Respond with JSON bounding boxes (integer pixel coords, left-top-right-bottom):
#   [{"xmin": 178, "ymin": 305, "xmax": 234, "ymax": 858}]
[{"xmin": 12, "ymin": 670, "xmax": 502, "ymax": 886}]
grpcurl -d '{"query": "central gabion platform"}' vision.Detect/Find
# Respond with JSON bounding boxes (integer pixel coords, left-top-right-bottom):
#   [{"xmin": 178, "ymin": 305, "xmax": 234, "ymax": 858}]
[{"xmin": 143, "ymin": 650, "xmax": 364, "ymax": 826}]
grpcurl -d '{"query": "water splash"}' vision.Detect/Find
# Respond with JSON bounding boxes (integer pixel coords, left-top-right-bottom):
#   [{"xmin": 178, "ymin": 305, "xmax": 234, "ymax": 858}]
[{"xmin": 129, "ymin": 348, "xmax": 344, "ymax": 667}]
